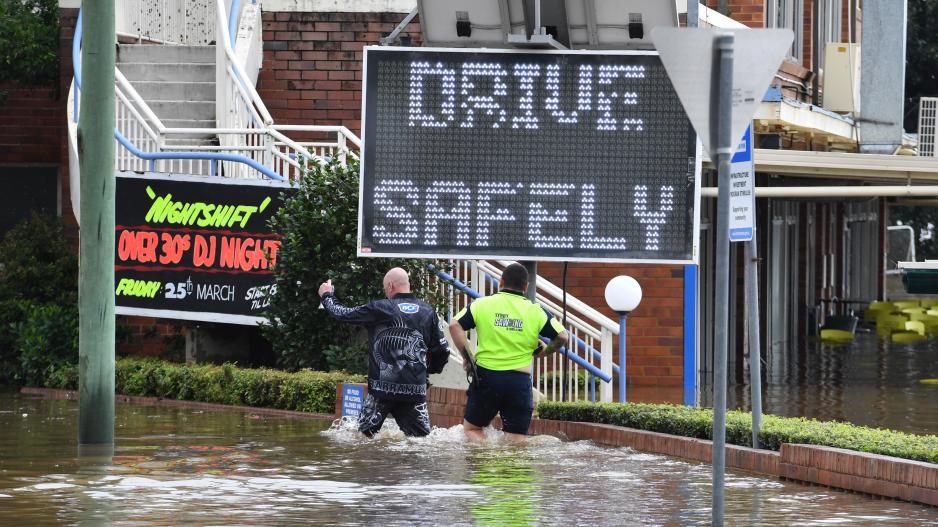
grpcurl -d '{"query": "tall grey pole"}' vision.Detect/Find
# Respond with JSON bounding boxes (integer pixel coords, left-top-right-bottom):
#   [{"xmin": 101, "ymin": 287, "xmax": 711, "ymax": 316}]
[
  {"xmin": 78, "ymin": 0, "xmax": 116, "ymax": 446},
  {"xmin": 711, "ymin": 33, "xmax": 734, "ymax": 527},
  {"xmin": 688, "ymin": 0, "xmax": 699, "ymax": 28},
  {"xmin": 747, "ymin": 231, "xmax": 763, "ymax": 449}
]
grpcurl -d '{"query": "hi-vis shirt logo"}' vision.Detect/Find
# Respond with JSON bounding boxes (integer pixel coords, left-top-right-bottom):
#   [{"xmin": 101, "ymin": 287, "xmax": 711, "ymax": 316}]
[
  {"xmin": 398, "ymin": 303, "xmax": 420, "ymax": 314},
  {"xmin": 494, "ymin": 313, "xmax": 523, "ymax": 331}
]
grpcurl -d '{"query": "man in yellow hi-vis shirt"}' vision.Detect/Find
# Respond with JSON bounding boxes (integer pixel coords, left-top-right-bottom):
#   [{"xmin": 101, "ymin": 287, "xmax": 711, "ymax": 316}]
[{"xmin": 449, "ymin": 263, "xmax": 568, "ymax": 442}]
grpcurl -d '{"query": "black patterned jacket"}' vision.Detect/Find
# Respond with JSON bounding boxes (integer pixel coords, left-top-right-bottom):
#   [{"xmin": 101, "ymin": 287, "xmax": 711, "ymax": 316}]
[{"xmin": 321, "ymin": 292, "xmax": 449, "ymax": 401}]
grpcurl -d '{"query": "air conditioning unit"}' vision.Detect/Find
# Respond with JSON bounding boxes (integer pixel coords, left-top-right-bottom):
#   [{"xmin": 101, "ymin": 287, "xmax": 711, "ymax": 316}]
[
  {"xmin": 822, "ymin": 42, "xmax": 860, "ymax": 113},
  {"xmin": 919, "ymin": 97, "xmax": 938, "ymax": 157}
]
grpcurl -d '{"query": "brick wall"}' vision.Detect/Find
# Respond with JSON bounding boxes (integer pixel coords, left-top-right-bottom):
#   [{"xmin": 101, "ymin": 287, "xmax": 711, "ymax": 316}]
[
  {"xmin": 726, "ymin": 0, "xmax": 765, "ymax": 28},
  {"xmin": 1, "ymin": 9, "xmax": 78, "ymax": 234},
  {"xmin": 258, "ymin": 11, "xmax": 422, "ymax": 136},
  {"xmin": 538, "ymin": 263, "xmax": 685, "ymax": 388}
]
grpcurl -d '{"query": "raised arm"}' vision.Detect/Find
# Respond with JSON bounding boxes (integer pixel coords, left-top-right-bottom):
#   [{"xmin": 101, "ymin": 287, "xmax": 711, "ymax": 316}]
[{"xmin": 318, "ymin": 279, "xmax": 378, "ymax": 325}]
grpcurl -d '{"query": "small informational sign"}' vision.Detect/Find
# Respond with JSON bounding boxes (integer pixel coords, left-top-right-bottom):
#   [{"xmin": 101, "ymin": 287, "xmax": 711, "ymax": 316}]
[
  {"xmin": 114, "ymin": 172, "xmax": 292, "ymax": 325},
  {"xmin": 359, "ymin": 46, "xmax": 701, "ymax": 264},
  {"xmin": 729, "ymin": 126, "xmax": 755, "ymax": 242},
  {"xmin": 341, "ymin": 384, "xmax": 366, "ymax": 418}
]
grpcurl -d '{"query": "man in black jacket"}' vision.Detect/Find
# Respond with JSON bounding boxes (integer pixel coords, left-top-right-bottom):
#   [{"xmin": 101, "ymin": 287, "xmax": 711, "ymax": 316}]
[{"xmin": 318, "ymin": 267, "xmax": 449, "ymax": 437}]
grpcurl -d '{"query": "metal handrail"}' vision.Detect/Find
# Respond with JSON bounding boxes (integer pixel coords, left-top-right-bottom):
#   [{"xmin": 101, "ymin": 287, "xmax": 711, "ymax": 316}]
[
  {"xmin": 473, "ymin": 262, "xmax": 620, "ymax": 376},
  {"xmin": 494, "ymin": 260, "xmax": 620, "ymax": 334},
  {"xmin": 428, "ymin": 264, "xmax": 613, "ymax": 383},
  {"xmin": 71, "ymin": 4, "xmax": 285, "ymax": 180},
  {"xmin": 216, "ymin": 0, "xmax": 272, "ymax": 125}
]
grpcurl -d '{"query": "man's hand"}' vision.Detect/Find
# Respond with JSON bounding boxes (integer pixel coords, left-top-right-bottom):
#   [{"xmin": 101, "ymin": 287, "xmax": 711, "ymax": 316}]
[{"xmin": 318, "ymin": 279, "xmax": 334, "ymax": 298}]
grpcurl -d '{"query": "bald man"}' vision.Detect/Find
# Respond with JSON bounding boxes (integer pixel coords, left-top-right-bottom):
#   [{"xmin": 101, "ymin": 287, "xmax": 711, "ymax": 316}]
[{"xmin": 319, "ymin": 268, "xmax": 449, "ymax": 437}]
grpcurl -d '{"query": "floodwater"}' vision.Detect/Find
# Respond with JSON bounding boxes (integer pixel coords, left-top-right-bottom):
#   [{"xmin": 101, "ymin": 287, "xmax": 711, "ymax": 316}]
[
  {"xmin": 705, "ymin": 332, "xmax": 938, "ymax": 435},
  {"xmin": 0, "ymin": 394, "xmax": 936, "ymax": 525}
]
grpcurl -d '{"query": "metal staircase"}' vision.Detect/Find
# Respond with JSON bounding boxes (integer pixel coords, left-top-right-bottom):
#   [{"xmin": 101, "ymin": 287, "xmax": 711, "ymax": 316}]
[{"xmin": 117, "ymin": 44, "xmax": 218, "ymax": 155}]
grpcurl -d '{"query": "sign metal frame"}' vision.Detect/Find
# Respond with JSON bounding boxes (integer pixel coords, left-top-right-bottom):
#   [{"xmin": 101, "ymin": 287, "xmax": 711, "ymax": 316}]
[
  {"xmin": 114, "ymin": 171, "xmax": 292, "ymax": 326},
  {"xmin": 357, "ymin": 45, "xmax": 702, "ymax": 265}
]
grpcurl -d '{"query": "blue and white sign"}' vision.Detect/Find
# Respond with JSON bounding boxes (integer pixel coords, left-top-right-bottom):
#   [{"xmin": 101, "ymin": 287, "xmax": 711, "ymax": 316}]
[
  {"xmin": 341, "ymin": 385, "xmax": 366, "ymax": 418},
  {"xmin": 729, "ymin": 126, "xmax": 755, "ymax": 242}
]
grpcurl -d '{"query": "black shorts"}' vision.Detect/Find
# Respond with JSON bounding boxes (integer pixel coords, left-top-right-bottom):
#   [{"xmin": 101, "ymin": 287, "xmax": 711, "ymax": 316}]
[
  {"xmin": 464, "ymin": 366, "xmax": 534, "ymax": 435},
  {"xmin": 358, "ymin": 393, "xmax": 431, "ymax": 437}
]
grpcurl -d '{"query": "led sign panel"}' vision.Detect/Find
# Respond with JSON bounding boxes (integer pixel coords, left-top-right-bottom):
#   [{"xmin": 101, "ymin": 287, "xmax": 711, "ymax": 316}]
[{"xmin": 359, "ymin": 47, "xmax": 700, "ymax": 263}]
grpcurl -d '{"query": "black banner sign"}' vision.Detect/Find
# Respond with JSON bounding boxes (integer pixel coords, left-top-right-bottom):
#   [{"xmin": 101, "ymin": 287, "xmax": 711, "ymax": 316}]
[
  {"xmin": 359, "ymin": 47, "xmax": 700, "ymax": 263},
  {"xmin": 114, "ymin": 173, "xmax": 292, "ymax": 325}
]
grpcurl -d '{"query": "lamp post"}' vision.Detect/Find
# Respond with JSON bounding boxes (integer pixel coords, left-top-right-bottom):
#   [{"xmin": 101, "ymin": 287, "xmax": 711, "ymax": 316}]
[{"xmin": 605, "ymin": 276, "xmax": 642, "ymax": 403}]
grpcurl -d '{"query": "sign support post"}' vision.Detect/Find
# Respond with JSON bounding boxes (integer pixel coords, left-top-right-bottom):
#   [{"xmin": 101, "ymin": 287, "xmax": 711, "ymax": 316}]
[
  {"xmin": 522, "ymin": 261, "xmax": 537, "ymax": 301},
  {"xmin": 746, "ymin": 222, "xmax": 763, "ymax": 449},
  {"xmin": 710, "ymin": 33, "xmax": 735, "ymax": 527},
  {"xmin": 78, "ymin": 0, "xmax": 116, "ymax": 447}
]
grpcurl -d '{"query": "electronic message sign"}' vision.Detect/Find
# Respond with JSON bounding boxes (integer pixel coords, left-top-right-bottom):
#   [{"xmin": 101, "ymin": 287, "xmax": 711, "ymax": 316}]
[
  {"xmin": 114, "ymin": 172, "xmax": 291, "ymax": 325},
  {"xmin": 359, "ymin": 47, "xmax": 700, "ymax": 263}
]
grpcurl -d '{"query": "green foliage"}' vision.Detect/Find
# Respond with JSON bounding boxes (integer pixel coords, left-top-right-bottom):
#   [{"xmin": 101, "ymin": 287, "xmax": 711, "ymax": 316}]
[
  {"xmin": 15, "ymin": 303, "xmax": 78, "ymax": 386},
  {"xmin": 0, "ymin": 213, "xmax": 78, "ymax": 384},
  {"xmin": 537, "ymin": 401, "xmax": 938, "ymax": 464},
  {"xmin": 0, "ymin": 0, "xmax": 60, "ymax": 103},
  {"xmin": 43, "ymin": 357, "xmax": 366, "ymax": 414},
  {"xmin": 905, "ymin": 0, "xmax": 938, "ymax": 131},
  {"xmin": 264, "ymin": 156, "xmax": 444, "ymax": 371},
  {"xmin": 322, "ymin": 343, "xmax": 368, "ymax": 375}
]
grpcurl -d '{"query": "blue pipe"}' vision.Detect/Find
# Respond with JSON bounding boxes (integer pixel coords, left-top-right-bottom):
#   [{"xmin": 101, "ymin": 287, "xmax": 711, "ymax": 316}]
[
  {"xmin": 683, "ymin": 265, "xmax": 698, "ymax": 406},
  {"xmin": 114, "ymin": 130, "xmax": 284, "ymax": 180},
  {"xmin": 428, "ymin": 264, "xmax": 613, "ymax": 383},
  {"xmin": 619, "ymin": 313, "xmax": 628, "ymax": 403},
  {"xmin": 228, "ymin": 0, "xmax": 242, "ymax": 49},
  {"xmin": 72, "ymin": 5, "xmax": 280, "ymax": 180}
]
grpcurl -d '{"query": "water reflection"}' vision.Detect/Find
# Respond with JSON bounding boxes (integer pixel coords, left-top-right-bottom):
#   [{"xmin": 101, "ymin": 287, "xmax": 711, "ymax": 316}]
[
  {"xmin": 701, "ymin": 333, "xmax": 938, "ymax": 434},
  {"xmin": 0, "ymin": 393, "xmax": 936, "ymax": 525},
  {"xmin": 469, "ymin": 451, "xmax": 538, "ymax": 526}
]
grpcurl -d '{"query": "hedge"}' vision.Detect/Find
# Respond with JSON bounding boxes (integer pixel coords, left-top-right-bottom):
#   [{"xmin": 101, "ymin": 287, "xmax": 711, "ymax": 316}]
[
  {"xmin": 537, "ymin": 401, "xmax": 938, "ymax": 464},
  {"xmin": 43, "ymin": 358, "xmax": 366, "ymax": 415}
]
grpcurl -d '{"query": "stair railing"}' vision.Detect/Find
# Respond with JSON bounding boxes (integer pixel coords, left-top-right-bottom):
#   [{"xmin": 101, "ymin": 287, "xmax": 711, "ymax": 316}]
[
  {"xmin": 433, "ymin": 261, "xmax": 618, "ymax": 403},
  {"xmin": 68, "ymin": 0, "xmax": 362, "ymax": 219}
]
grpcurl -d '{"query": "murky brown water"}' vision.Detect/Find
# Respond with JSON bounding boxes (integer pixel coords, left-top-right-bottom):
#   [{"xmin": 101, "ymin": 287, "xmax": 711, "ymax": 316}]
[
  {"xmin": 701, "ymin": 333, "xmax": 938, "ymax": 435},
  {"xmin": 0, "ymin": 393, "xmax": 935, "ymax": 525}
]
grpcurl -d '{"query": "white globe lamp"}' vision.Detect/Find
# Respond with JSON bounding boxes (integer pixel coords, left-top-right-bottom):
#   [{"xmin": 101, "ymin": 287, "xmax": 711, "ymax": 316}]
[
  {"xmin": 605, "ymin": 275, "xmax": 643, "ymax": 314},
  {"xmin": 605, "ymin": 276, "xmax": 643, "ymax": 403}
]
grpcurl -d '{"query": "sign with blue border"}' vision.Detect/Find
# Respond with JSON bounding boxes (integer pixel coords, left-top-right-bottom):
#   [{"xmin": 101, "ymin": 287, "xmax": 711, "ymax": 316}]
[
  {"xmin": 341, "ymin": 385, "xmax": 366, "ymax": 418},
  {"xmin": 729, "ymin": 126, "xmax": 754, "ymax": 242}
]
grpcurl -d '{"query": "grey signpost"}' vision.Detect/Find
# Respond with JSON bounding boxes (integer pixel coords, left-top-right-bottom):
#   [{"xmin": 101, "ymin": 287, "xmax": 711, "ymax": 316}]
[{"xmin": 652, "ymin": 27, "xmax": 792, "ymax": 526}]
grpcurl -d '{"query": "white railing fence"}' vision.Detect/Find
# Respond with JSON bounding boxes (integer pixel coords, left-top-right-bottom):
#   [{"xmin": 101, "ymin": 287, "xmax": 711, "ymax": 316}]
[
  {"xmin": 447, "ymin": 260, "xmax": 618, "ymax": 403},
  {"xmin": 70, "ymin": 0, "xmax": 361, "ymax": 209}
]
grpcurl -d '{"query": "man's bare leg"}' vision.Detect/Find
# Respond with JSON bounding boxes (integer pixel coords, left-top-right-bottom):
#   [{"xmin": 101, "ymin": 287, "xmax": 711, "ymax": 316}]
[
  {"xmin": 463, "ymin": 419, "xmax": 486, "ymax": 442},
  {"xmin": 503, "ymin": 432, "xmax": 527, "ymax": 443}
]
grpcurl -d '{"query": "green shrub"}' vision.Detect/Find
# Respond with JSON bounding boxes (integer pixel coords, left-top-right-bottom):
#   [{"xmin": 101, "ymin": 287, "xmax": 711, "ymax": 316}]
[
  {"xmin": 264, "ymin": 156, "xmax": 444, "ymax": 372},
  {"xmin": 15, "ymin": 303, "xmax": 78, "ymax": 386},
  {"xmin": 0, "ymin": 213, "xmax": 78, "ymax": 383},
  {"xmin": 0, "ymin": 0, "xmax": 60, "ymax": 104},
  {"xmin": 322, "ymin": 343, "xmax": 368, "ymax": 375},
  {"xmin": 537, "ymin": 401, "xmax": 938, "ymax": 464},
  {"xmin": 43, "ymin": 357, "xmax": 365, "ymax": 414}
]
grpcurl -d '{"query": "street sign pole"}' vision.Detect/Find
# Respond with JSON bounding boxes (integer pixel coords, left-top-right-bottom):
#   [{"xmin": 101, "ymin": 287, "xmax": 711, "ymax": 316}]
[
  {"xmin": 747, "ymin": 222, "xmax": 763, "ymax": 449},
  {"xmin": 711, "ymin": 33, "xmax": 734, "ymax": 527}
]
